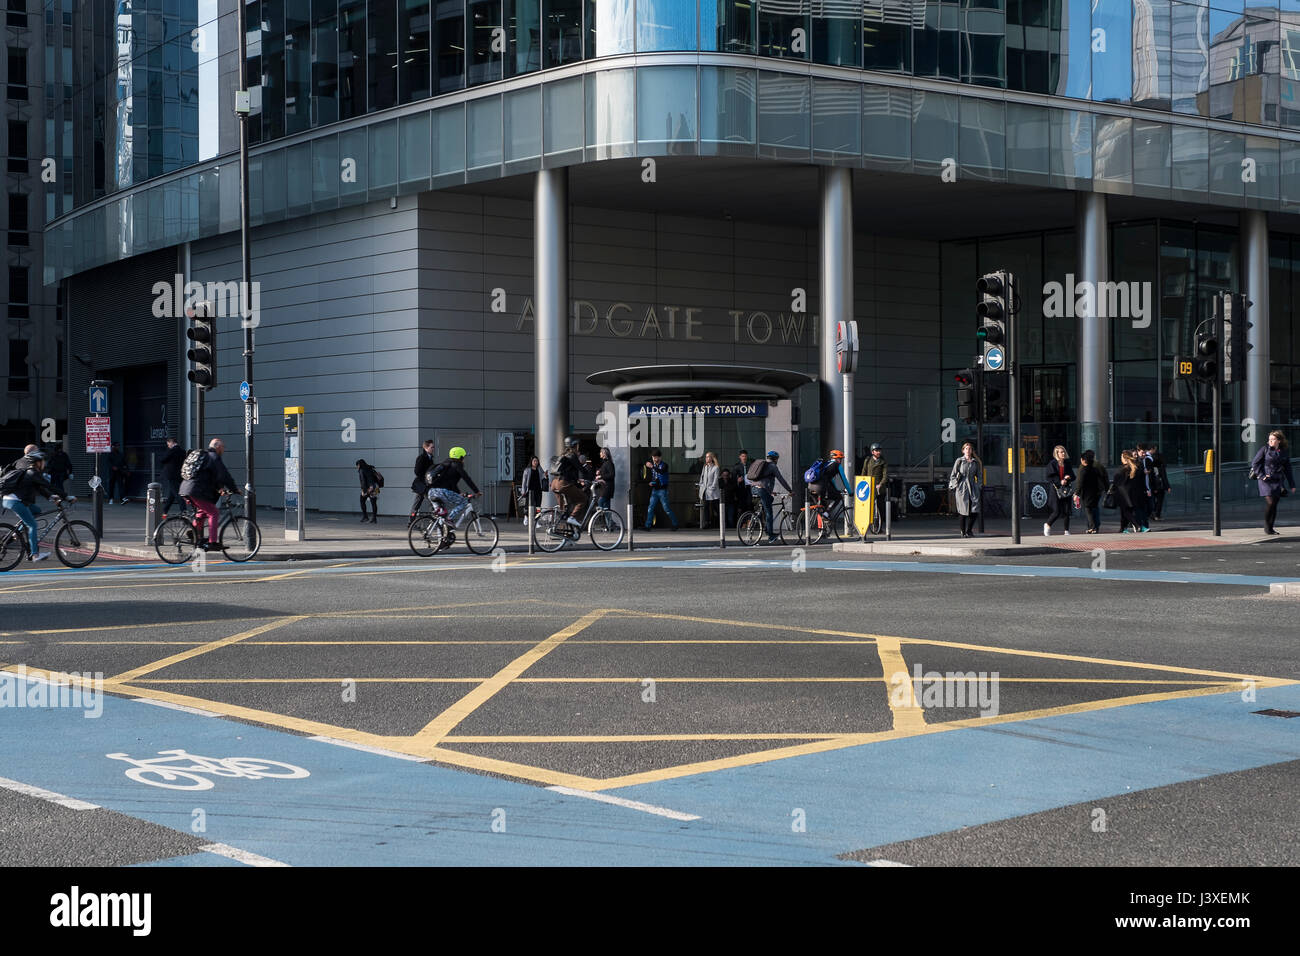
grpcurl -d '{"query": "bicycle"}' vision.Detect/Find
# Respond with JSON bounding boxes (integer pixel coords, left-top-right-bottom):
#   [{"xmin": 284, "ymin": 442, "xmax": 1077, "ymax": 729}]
[
  {"xmin": 153, "ymin": 492, "xmax": 261, "ymax": 564},
  {"xmin": 0, "ymin": 496, "xmax": 100, "ymax": 570},
  {"xmin": 736, "ymin": 493, "xmax": 798, "ymax": 546},
  {"xmin": 408, "ymin": 494, "xmax": 500, "ymax": 556},
  {"xmin": 532, "ymin": 489, "xmax": 625, "ymax": 552},
  {"xmin": 790, "ymin": 482, "xmax": 884, "ymax": 544}
]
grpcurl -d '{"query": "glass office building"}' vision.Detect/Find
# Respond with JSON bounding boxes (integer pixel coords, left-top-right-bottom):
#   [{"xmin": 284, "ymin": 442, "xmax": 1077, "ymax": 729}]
[{"xmin": 37, "ymin": 1, "xmax": 1300, "ymax": 511}]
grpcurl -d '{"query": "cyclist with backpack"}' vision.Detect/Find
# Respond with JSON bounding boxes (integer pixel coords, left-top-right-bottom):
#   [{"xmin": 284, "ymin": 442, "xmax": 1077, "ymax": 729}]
[
  {"xmin": 426, "ymin": 447, "xmax": 481, "ymax": 528},
  {"xmin": 356, "ymin": 459, "xmax": 383, "ymax": 523},
  {"xmin": 750, "ymin": 451, "xmax": 793, "ymax": 544},
  {"xmin": 1, "ymin": 449, "xmax": 57, "ymax": 562},
  {"xmin": 178, "ymin": 438, "xmax": 238, "ymax": 551},
  {"xmin": 550, "ymin": 439, "xmax": 588, "ymax": 528},
  {"xmin": 804, "ymin": 450, "xmax": 850, "ymax": 512}
]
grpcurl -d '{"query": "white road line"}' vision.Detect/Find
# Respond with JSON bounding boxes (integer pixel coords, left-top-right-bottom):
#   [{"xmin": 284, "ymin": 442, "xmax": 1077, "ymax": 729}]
[
  {"xmin": 864, "ymin": 858, "xmax": 912, "ymax": 867},
  {"xmin": 199, "ymin": 842, "xmax": 289, "ymax": 867},
  {"xmin": 547, "ymin": 785, "xmax": 701, "ymax": 821},
  {"xmin": 133, "ymin": 698, "xmax": 222, "ymax": 718},
  {"xmin": 0, "ymin": 775, "xmax": 99, "ymax": 811},
  {"xmin": 307, "ymin": 735, "xmax": 429, "ymax": 762}
]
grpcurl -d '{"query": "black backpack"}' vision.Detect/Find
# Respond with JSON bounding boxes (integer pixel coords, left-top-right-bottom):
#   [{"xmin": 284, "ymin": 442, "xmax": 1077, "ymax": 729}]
[
  {"xmin": 180, "ymin": 449, "xmax": 209, "ymax": 482},
  {"xmin": 425, "ymin": 463, "xmax": 450, "ymax": 488},
  {"xmin": 0, "ymin": 461, "xmax": 23, "ymax": 495},
  {"xmin": 373, "ymin": 469, "xmax": 385, "ymax": 488}
]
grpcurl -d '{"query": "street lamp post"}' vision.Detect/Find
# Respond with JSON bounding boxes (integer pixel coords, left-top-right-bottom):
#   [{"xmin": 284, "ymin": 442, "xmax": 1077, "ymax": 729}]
[{"xmin": 236, "ymin": 0, "xmax": 256, "ymax": 536}]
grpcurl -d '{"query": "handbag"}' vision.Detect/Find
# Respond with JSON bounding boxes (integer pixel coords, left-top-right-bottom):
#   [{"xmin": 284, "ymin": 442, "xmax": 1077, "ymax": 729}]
[
  {"xmin": 1054, "ymin": 483, "xmax": 1073, "ymax": 499},
  {"xmin": 1102, "ymin": 486, "xmax": 1116, "ymax": 510}
]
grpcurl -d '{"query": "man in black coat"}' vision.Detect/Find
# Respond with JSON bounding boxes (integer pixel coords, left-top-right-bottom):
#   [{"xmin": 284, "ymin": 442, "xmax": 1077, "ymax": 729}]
[
  {"xmin": 45, "ymin": 445, "xmax": 73, "ymax": 495},
  {"xmin": 158, "ymin": 437, "xmax": 186, "ymax": 518},
  {"xmin": 410, "ymin": 439, "xmax": 435, "ymax": 520}
]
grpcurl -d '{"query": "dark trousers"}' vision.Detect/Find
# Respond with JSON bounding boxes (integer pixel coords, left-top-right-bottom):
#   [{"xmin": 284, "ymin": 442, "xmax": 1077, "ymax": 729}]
[
  {"xmin": 1265, "ymin": 495, "xmax": 1280, "ymax": 533},
  {"xmin": 1150, "ymin": 491, "xmax": 1165, "ymax": 518},
  {"xmin": 160, "ymin": 478, "xmax": 179, "ymax": 515},
  {"xmin": 107, "ymin": 471, "xmax": 126, "ymax": 500},
  {"xmin": 1046, "ymin": 494, "xmax": 1071, "ymax": 531},
  {"xmin": 958, "ymin": 513, "xmax": 976, "ymax": 535},
  {"xmin": 361, "ymin": 494, "xmax": 378, "ymax": 519}
]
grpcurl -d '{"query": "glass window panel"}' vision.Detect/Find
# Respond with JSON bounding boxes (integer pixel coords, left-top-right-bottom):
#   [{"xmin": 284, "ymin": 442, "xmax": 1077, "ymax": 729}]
[
  {"xmin": 1093, "ymin": 114, "xmax": 1132, "ymax": 189},
  {"xmin": 1005, "ymin": 102, "xmax": 1049, "ymax": 179},
  {"xmin": 1132, "ymin": 119, "xmax": 1171, "ymax": 191},
  {"xmin": 812, "ymin": 79, "xmax": 860, "ymax": 158},
  {"xmin": 263, "ymin": 148, "xmax": 286, "ymax": 219},
  {"xmin": 718, "ymin": 0, "xmax": 756, "ymax": 54},
  {"xmin": 505, "ymin": 86, "xmax": 542, "ymax": 160},
  {"xmin": 812, "ymin": 0, "xmax": 860, "ymax": 68},
  {"xmin": 757, "ymin": 72, "xmax": 811, "ymax": 154},
  {"xmin": 863, "ymin": 1, "xmax": 912, "ymax": 74},
  {"xmin": 911, "ymin": 89, "xmax": 958, "ymax": 167},
  {"xmin": 1132, "ymin": 0, "xmax": 1172, "ymax": 109},
  {"xmin": 467, "ymin": 95, "xmax": 503, "ymax": 168},
  {"xmin": 1171, "ymin": 0, "xmax": 1209, "ymax": 115},
  {"xmin": 285, "ymin": 141, "xmax": 312, "ymax": 214},
  {"xmin": 638, "ymin": 0, "xmax": 698, "ymax": 51},
  {"xmin": 1209, "ymin": 129, "xmax": 1244, "ymax": 197},
  {"xmin": 586, "ymin": 0, "xmax": 636, "ymax": 57},
  {"xmin": 700, "ymin": 66, "xmax": 756, "ymax": 148},
  {"xmin": 338, "ymin": 0, "xmax": 366, "ymax": 118},
  {"xmin": 585, "ymin": 69, "xmax": 635, "ymax": 153},
  {"xmin": 435, "ymin": 2, "xmax": 466, "ymax": 93},
  {"xmin": 1281, "ymin": 139, "xmax": 1300, "ymax": 208},
  {"xmin": 545, "ymin": 0, "xmax": 584, "ymax": 67},
  {"xmin": 915, "ymin": 0, "xmax": 960, "ymax": 80},
  {"xmin": 637, "ymin": 66, "xmax": 698, "ymax": 148},
  {"xmin": 863, "ymin": 84, "xmax": 910, "ymax": 161},
  {"xmin": 1055, "ymin": 0, "xmax": 1092, "ymax": 98},
  {"xmin": 312, "ymin": 0, "xmax": 339, "ymax": 125},
  {"xmin": 339, "ymin": 127, "xmax": 367, "ymax": 198},
  {"xmin": 261, "ymin": 0, "xmax": 285, "ymax": 140},
  {"xmin": 958, "ymin": 95, "xmax": 1004, "ymax": 178},
  {"xmin": 1171, "ymin": 124, "xmax": 1208, "ymax": 193},
  {"xmin": 506, "ymin": 0, "xmax": 542, "ymax": 76},
  {"xmin": 757, "ymin": 0, "xmax": 809, "ymax": 60},
  {"xmin": 401, "ymin": 0, "xmax": 433, "ymax": 102},
  {"xmin": 963, "ymin": 7, "xmax": 1006, "ymax": 88},
  {"xmin": 369, "ymin": 0, "xmax": 398, "ymax": 110},
  {"xmin": 469, "ymin": 0, "xmax": 504, "ymax": 86},
  {"xmin": 285, "ymin": 0, "xmax": 311, "ymax": 133},
  {"xmin": 312, "ymin": 133, "xmax": 339, "ymax": 207},
  {"xmin": 1007, "ymin": 0, "xmax": 1049, "ymax": 93},
  {"xmin": 433, "ymin": 105, "xmax": 466, "ymax": 175},
  {"xmin": 400, "ymin": 112, "xmax": 432, "ymax": 182},
  {"xmin": 544, "ymin": 76, "xmax": 584, "ymax": 153},
  {"xmin": 1048, "ymin": 109, "xmax": 1092, "ymax": 186},
  {"xmin": 1092, "ymin": 0, "xmax": 1133, "ymax": 103},
  {"xmin": 1111, "ymin": 224, "xmax": 1159, "ymax": 361}
]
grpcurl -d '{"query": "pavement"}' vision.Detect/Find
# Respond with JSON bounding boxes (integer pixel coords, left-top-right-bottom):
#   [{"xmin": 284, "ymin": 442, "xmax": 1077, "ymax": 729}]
[{"xmin": 31, "ymin": 496, "xmax": 1296, "ymax": 562}]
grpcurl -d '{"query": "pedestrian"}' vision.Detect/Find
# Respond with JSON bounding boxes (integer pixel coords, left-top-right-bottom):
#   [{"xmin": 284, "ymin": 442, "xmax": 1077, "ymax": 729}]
[
  {"xmin": 43, "ymin": 445, "xmax": 71, "ymax": 496},
  {"xmin": 1043, "ymin": 444, "xmax": 1075, "ymax": 536},
  {"xmin": 1250, "ymin": 431, "xmax": 1297, "ymax": 536},
  {"xmin": 520, "ymin": 455, "xmax": 547, "ymax": 526},
  {"xmin": 1073, "ymin": 449, "xmax": 1107, "ymax": 534},
  {"xmin": 949, "ymin": 440, "xmax": 982, "ymax": 537},
  {"xmin": 410, "ymin": 438, "xmax": 435, "ymax": 520},
  {"xmin": 733, "ymin": 450, "xmax": 756, "ymax": 520},
  {"xmin": 158, "ymin": 437, "xmax": 185, "ymax": 518},
  {"xmin": 1, "ymin": 449, "xmax": 57, "ymax": 561},
  {"xmin": 697, "ymin": 452, "xmax": 720, "ymax": 527},
  {"xmin": 1111, "ymin": 450, "xmax": 1148, "ymax": 533},
  {"xmin": 1136, "ymin": 442, "xmax": 1158, "ymax": 520},
  {"xmin": 751, "ymin": 450, "xmax": 793, "ymax": 544},
  {"xmin": 595, "ymin": 447, "xmax": 615, "ymax": 512},
  {"xmin": 356, "ymin": 458, "xmax": 381, "ymax": 523},
  {"xmin": 177, "ymin": 438, "xmax": 238, "ymax": 550},
  {"xmin": 643, "ymin": 448, "xmax": 679, "ymax": 531},
  {"xmin": 1148, "ymin": 443, "xmax": 1170, "ymax": 519},
  {"xmin": 107, "ymin": 441, "xmax": 128, "ymax": 504}
]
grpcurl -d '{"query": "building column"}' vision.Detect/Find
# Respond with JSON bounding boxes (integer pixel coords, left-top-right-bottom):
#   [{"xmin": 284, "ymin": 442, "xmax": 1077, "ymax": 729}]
[
  {"xmin": 1242, "ymin": 210, "xmax": 1270, "ymax": 443},
  {"xmin": 1076, "ymin": 191, "xmax": 1109, "ymax": 461},
  {"xmin": 535, "ymin": 168, "xmax": 568, "ymax": 473},
  {"xmin": 820, "ymin": 168, "xmax": 853, "ymax": 454}
]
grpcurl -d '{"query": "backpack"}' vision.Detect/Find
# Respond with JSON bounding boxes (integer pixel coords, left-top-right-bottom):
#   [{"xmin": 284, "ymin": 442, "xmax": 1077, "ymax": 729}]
[
  {"xmin": 425, "ymin": 463, "xmax": 450, "ymax": 488},
  {"xmin": 373, "ymin": 469, "xmax": 384, "ymax": 488},
  {"xmin": 0, "ymin": 461, "xmax": 22, "ymax": 495},
  {"xmin": 803, "ymin": 459, "xmax": 829, "ymax": 484},
  {"xmin": 180, "ymin": 449, "xmax": 209, "ymax": 482},
  {"xmin": 746, "ymin": 459, "xmax": 767, "ymax": 482}
]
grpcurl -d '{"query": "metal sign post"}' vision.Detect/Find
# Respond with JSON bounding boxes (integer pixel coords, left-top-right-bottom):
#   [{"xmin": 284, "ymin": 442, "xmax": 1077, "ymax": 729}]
[
  {"xmin": 1007, "ymin": 271, "xmax": 1021, "ymax": 545},
  {"xmin": 87, "ymin": 380, "xmax": 112, "ymax": 536},
  {"xmin": 284, "ymin": 407, "xmax": 305, "ymax": 541}
]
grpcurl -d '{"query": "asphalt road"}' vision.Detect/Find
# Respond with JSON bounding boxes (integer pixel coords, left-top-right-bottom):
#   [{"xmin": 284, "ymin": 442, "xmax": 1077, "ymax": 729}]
[{"xmin": 1, "ymin": 542, "xmax": 1298, "ymax": 867}]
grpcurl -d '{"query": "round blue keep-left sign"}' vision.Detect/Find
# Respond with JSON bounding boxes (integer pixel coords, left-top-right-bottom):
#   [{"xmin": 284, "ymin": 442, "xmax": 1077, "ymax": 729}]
[{"xmin": 856, "ymin": 479, "xmax": 872, "ymax": 502}]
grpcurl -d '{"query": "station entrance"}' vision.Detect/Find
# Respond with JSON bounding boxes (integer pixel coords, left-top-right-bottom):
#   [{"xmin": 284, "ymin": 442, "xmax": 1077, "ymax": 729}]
[{"xmin": 587, "ymin": 365, "xmax": 816, "ymax": 527}]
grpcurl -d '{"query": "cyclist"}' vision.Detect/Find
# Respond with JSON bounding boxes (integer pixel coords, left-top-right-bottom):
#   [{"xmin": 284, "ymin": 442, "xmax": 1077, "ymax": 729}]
[
  {"xmin": 550, "ymin": 438, "xmax": 588, "ymax": 528},
  {"xmin": 1, "ymin": 449, "xmax": 57, "ymax": 562},
  {"xmin": 752, "ymin": 450, "xmax": 793, "ymax": 544},
  {"xmin": 804, "ymin": 449, "xmax": 850, "ymax": 513},
  {"xmin": 426, "ymin": 446, "xmax": 481, "ymax": 529},
  {"xmin": 178, "ymin": 438, "xmax": 238, "ymax": 552}
]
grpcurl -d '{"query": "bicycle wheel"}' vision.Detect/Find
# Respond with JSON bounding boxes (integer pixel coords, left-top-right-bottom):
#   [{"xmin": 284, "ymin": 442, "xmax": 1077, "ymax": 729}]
[
  {"xmin": 463, "ymin": 513, "xmax": 499, "ymax": 554},
  {"xmin": 54, "ymin": 520, "xmax": 100, "ymax": 568},
  {"xmin": 589, "ymin": 508, "xmax": 624, "ymax": 550},
  {"xmin": 869, "ymin": 507, "xmax": 883, "ymax": 535},
  {"xmin": 736, "ymin": 511, "xmax": 764, "ymax": 547},
  {"xmin": 408, "ymin": 515, "xmax": 441, "ymax": 556},
  {"xmin": 533, "ymin": 509, "xmax": 568, "ymax": 553},
  {"xmin": 220, "ymin": 517, "xmax": 262, "ymax": 562},
  {"xmin": 154, "ymin": 517, "xmax": 198, "ymax": 565},
  {"xmin": 0, "ymin": 523, "xmax": 24, "ymax": 572},
  {"xmin": 832, "ymin": 506, "xmax": 858, "ymax": 542},
  {"xmin": 777, "ymin": 510, "xmax": 803, "ymax": 546}
]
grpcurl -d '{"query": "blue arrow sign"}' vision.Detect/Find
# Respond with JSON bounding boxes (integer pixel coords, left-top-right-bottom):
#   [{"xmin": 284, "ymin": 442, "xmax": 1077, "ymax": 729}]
[
  {"xmin": 985, "ymin": 346, "xmax": 1006, "ymax": 372},
  {"xmin": 240, "ymin": 381, "xmax": 251, "ymax": 402},
  {"xmin": 88, "ymin": 386, "xmax": 109, "ymax": 415},
  {"xmin": 856, "ymin": 479, "xmax": 872, "ymax": 502}
]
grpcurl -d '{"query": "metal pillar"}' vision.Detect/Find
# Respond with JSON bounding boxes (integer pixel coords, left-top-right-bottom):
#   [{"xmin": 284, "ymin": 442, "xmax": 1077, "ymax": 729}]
[
  {"xmin": 236, "ymin": 0, "xmax": 257, "ymax": 536},
  {"xmin": 1076, "ymin": 192, "xmax": 1110, "ymax": 463},
  {"xmin": 1242, "ymin": 210, "xmax": 1270, "ymax": 442},
  {"xmin": 535, "ymin": 169, "xmax": 569, "ymax": 486},
  {"xmin": 820, "ymin": 168, "xmax": 853, "ymax": 453}
]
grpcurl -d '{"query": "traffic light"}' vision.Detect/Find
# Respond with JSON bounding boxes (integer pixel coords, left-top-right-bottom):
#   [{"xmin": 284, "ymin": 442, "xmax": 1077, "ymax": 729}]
[
  {"xmin": 1192, "ymin": 328, "xmax": 1218, "ymax": 383},
  {"xmin": 186, "ymin": 301, "xmax": 216, "ymax": 389},
  {"xmin": 1223, "ymin": 292, "xmax": 1253, "ymax": 384},
  {"xmin": 955, "ymin": 367, "xmax": 979, "ymax": 424},
  {"xmin": 984, "ymin": 380, "xmax": 1007, "ymax": 423},
  {"xmin": 976, "ymin": 272, "xmax": 1008, "ymax": 369}
]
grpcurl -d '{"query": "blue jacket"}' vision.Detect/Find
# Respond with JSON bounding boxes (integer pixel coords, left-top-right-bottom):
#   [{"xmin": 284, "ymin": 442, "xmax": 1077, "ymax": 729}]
[
  {"xmin": 647, "ymin": 460, "xmax": 670, "ymax": 490},
  {"xmin": 1251, "ymin": 447, "xmax": 1296, "ymax": 497}
]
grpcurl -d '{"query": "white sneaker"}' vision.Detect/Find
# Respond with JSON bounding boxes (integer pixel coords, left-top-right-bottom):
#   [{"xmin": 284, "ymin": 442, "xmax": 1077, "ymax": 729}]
[
  {"xmin": 565, "ymin": 516, "xmax": 581, "ymax": 527},
  {"xmin": 31, "ymin": 551, "xmax": 50, "ymax": 562},
  {"xmin": 1043, "ymin": 523, "xmax": 1051, "ymax": 536},
  {"xmin": 1063, "ymin": 530, "xmax": 1071, "ymax": 535}
]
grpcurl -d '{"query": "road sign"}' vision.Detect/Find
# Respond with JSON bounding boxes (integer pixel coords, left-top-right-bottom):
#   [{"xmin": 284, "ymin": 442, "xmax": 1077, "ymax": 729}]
[
  {"xmin": 85, "ymin": 416, "xmax": 111, "ymax": 453},
  {"xmin": 89, "ymin": 386, "xmax": 109, "ymax": 415},
  {"xmin": 984, "ymin": 346, "xmax": 1006, "ymax": 372},
  {"xmin": 497, "ymin": 432, "xmax": 515, "ymax": 483},
  {"xmin": 835, "ymin": 320, "xmax": 859, "ymax": 375},
  {"xmin": 853, "ymin": 476, "xmax": 875, "ymax": 534},
  {"xmin": 240, "ymin": 381, "xmax": 251, "ymax": 402}
]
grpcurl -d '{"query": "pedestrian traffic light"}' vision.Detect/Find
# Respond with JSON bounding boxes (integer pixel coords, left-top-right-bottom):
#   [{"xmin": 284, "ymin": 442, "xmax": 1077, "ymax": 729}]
[
  {"xmin": 955, "ymin": 367, "xmax": 979, "ymax": 424},
  {"xmin": 1223, "ymin": 292, "xmax": 1253, "ymax": 384},
  {"xmin": 186, "ymin": 301, "xmax": 216, "ymax": 389},
  {"xmin": 976, "ymin": 272, "xmax": 1008, "ymax": 368},
  {"xmin": 984, "ymin": 381, "xmax": 1007, "ymax": 423},
  {"xmin": 1192, "ymin": 328, "xmax": 1218, "ymax": 383}
]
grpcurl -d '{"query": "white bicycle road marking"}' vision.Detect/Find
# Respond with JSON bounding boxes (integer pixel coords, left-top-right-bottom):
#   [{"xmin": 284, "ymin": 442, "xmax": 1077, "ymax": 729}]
[{"xmin": 106, "ymin": 749, "xmax": 310, "ymax": 791}]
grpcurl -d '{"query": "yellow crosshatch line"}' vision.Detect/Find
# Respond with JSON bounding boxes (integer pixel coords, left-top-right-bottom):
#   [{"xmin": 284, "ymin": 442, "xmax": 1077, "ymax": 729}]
[
  {"xmin": 126, "ymin": 676, "xmax": 1241, "ymax": 685},
  {"xmin": 5, "ymin": 601, "xmax": 1295, "ymax": 792}
]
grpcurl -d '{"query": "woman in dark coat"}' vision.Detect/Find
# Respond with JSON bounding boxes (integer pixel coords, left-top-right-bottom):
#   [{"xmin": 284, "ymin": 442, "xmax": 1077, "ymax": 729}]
[
  {"xmin": 1251, "ymin": 431, "xmax": 1297, "ymax": 535},
  {"xmin": 1073, "ymin": 449, "xmax": 1107, "ymax": 534},
  {"xmin": 1043, "ymin": 444, "xmax": 1076, "ymax": 535},
  {"xmin": 356, "ymin": 459, "xmax": 380, "ymax": 523},
  {"xmin": 520, "ymin": 456, "xmax": 547, "ymax": 526},
  {"xmin": 1112, "ymin": 450, "xmax": 1148, "ymax": 533}
]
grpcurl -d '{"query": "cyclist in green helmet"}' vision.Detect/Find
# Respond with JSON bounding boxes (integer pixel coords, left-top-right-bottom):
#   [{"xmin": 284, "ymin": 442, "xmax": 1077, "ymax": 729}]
[{"xmin": 425, "ymin": 446, "xmax": 481, "ymax": 528}]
